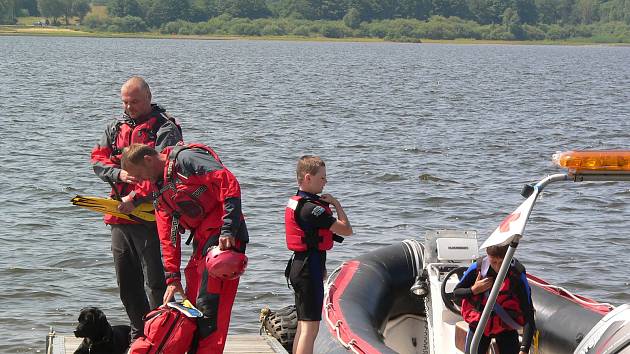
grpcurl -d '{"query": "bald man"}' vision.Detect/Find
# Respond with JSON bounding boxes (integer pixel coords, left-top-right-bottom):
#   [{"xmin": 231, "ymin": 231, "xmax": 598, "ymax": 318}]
[{"xmin": 90, "ymin": 76, "xmax": 183, "ymax": 341}]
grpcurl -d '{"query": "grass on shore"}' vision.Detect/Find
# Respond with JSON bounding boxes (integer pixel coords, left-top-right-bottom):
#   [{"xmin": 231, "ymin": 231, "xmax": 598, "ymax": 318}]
[
  {"xmin": 0, "ymin": 25, "xmax": 89, "ymax": 35},
  {"xmin": 2, "ymin": 24, "xmax": 628, "ymax": 46},
  {"xmin": 0, "ymin": 25, "xmax": 390, "ymax": 41}
]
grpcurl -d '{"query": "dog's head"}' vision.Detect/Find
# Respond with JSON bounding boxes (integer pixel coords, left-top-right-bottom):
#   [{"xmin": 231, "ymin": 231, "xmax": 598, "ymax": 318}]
[{"xmin": 74, "ymin": 307, "xmax": 111, "ymax": 340}]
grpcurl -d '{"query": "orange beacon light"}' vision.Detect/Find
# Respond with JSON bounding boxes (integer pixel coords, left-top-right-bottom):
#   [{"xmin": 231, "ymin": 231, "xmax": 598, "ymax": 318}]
[{"xmin": 552, "ymin": 150, "xmax": 630, "ymax": 172}]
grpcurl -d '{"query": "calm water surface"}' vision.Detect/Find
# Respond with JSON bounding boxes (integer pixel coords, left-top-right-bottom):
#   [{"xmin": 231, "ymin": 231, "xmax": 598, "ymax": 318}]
[{"xmin": 1, "ymin": 36, "xmax": 629, "ymax": 352}]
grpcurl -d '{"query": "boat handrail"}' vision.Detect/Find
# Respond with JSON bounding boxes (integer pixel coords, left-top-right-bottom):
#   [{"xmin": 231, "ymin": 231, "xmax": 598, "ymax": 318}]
[{"xmin": 325, "ymin": 263, "xmax": 345, "ymax": 287}]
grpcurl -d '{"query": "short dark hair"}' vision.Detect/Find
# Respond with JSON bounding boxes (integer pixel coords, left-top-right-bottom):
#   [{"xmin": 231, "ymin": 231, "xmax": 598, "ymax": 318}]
[
  {"xmin": 486, "ymin": 244, "xmax": 509, "ymax": 258},
  {"xmin": 121, "ymin": 143, "xmax": 157, "ymax": 169}
]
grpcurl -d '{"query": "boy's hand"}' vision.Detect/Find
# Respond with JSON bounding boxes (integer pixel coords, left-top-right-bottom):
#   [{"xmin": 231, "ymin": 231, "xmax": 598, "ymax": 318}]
[
  {"xmin": 471, "ymin": 271, "xmax": 494, "ymax": 295},
  {"xmin": 320, "ymin": 194, "xmax": 338, "ymax": 206}
]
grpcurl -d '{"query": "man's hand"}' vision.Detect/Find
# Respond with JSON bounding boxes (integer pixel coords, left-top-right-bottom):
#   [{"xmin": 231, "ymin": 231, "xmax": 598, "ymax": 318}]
[
  {"xmin": 119, "ymin": 169, "xmax": 139, "ymax": 184},
  {"xmin": 117, "ymin": 195, "xmax": 135, "ymax": 214},
  {"xmin": 163, "ymin": 281, "xmax": 186, "ymax": 305},
  {"xmin": 471, "ymin": 271, "xmax": 494, "ymax": 295},
  {"xmin": 218, "ymin": 236, "xmax": 235, "ymax": 250}
]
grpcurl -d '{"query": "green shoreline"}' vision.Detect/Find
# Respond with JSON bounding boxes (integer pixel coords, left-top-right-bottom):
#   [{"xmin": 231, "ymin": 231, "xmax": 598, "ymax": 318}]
[{"xmin": 1, "ymin": 25, "xmax": 628, "ymax": 46}]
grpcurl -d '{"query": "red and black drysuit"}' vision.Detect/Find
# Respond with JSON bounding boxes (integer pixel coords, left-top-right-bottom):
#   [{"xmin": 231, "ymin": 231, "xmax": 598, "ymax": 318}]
[
  {"xmin": 284, "ymin": 190, "xmax": 340, "ymax": 321},
  {"xmin": 453, "ymin": 257, "xmax": 536, "ymax": 354},
  {"xmin": 90, "ymin": 104, "xmax": 182, "ymax": 339},
  {"xmin": 144, "ymin": 144, "xmax": 249, "ymax": 354}
]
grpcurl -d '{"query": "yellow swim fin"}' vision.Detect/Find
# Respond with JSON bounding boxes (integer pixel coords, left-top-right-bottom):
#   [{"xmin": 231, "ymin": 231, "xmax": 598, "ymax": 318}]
[{"xmin": 71, "ymin": 195, "xmax": 155, "ymax": 222}]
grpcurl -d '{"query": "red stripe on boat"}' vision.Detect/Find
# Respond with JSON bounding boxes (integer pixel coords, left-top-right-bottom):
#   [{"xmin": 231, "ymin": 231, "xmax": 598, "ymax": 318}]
[
  {"xmin": 324, "ymin": 260, "xmax": 381, "ymax": 354},
  {"xmin": 527, "ymin": 274, "xmax": 612, "ymax": 315}
]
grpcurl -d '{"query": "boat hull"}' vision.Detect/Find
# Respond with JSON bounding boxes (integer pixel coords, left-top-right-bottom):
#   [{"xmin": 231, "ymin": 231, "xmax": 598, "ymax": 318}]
[
  {"xmin": 528, "ymin": 275, "xmax": 609, "ymax": 353},
  {"xmin": 316, "ymin": 241, "xmax": 611, "ymax": 354},
  {"xmin": 316, "ymin": 242, "xmax": 423, "ymax": 353}
]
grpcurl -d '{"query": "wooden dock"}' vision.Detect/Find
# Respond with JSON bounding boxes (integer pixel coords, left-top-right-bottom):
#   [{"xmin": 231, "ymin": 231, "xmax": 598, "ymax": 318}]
[{"xmin": 48, "ymin": 333, "xmax": 288, "ymax": 354}]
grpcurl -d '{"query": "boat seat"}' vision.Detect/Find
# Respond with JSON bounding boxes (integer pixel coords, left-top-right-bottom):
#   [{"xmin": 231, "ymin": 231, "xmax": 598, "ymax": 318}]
[
  {"xmin": 455, "ymin": 321, "xmax": 501, "ymax": 354},
  {"xmin": 455, "ymin": 321, "xmax": 469, "ymax": 352}
]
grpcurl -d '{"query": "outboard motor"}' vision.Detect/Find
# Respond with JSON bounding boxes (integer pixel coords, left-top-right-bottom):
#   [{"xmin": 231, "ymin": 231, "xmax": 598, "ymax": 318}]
[{"xmin": 573, "ymin": 304, "xmax": 630, "ymax": 354}]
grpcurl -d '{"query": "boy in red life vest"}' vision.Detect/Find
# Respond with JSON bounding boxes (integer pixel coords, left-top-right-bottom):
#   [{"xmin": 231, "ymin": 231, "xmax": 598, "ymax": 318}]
[
  {"xmin": 454, "ymin": 245, "xmax": 536, "ymax": 354},
  {"xmin": 90, "ymin": 76, "xmax": 182, "ymax": 340},
  {"xmin": 285, "ymin": 155, "xmax": 353, "ymax": 354},
  {"xmin": 120, "ymin": 143, "xmax": 249, "ymax": 354}
]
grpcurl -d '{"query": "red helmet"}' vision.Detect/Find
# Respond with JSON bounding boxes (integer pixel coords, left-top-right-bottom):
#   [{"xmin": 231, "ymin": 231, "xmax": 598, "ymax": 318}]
[{"xmin": 205, "ymin": 247, "xmax": 248, "ymax": 280}]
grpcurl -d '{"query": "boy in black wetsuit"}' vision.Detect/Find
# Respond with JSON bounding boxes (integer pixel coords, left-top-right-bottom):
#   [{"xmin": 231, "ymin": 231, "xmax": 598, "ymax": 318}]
[
  {"xmin": 454, "ymin": 245, "xmax": 536, "ymax": 354},
  {"xmin": 284, "ymin": 155, "xmax": 353, "ymax": 354}
]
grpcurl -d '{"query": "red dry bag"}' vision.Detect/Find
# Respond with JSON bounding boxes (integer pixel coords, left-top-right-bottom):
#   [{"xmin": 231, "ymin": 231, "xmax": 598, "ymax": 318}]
[{"xmin": 129, "ymin": 305, "xmax": 197, "ymax": 354}]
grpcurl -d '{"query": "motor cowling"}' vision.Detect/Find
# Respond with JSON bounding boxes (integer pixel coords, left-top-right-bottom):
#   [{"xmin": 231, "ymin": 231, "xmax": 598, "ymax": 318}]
[{"xmin": 205, "ymin": 247, "xmax": 248, "ymax": 280}]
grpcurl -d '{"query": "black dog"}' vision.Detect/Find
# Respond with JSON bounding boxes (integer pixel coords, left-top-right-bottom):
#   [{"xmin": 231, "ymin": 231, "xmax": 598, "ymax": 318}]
[{"xmin": 73, "ymin": 307, "xmax": 131, "ymax": 354}]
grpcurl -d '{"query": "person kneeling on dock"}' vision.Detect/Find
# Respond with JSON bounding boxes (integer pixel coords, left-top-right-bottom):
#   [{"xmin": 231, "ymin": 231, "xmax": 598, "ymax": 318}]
[
  {"xmin": 454, "ymin": 245, "xmax": 536, "ymax": 354},
  {"xmin": 121, "ymin": 143, "xmax": 249, "ymax": 354},
  {"xmin": 285, "ymin": 155, "xmax": 353, "ymax": 354}
]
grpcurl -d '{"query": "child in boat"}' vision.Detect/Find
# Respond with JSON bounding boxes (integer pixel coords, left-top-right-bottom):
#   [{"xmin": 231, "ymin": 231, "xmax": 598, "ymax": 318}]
[
  {"xmin": 454, "ymin": 244, "xmax": 536, "ymax": 354},
  {"xmin": 284, "ymin": 155, "xmax": 353, "ymax": 354}
]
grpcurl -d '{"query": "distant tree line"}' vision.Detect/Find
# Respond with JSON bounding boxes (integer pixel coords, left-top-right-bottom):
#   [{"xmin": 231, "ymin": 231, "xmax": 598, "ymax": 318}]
[
  {"xmin": 79, "ymin": 12, "xmax": 629, "ymax": 42},
  {"xmin": 0, "ymin": 0, "xmax": 90, "ymax": 24},
  {"xmin": 2, "ymin": 0, "xmax": 629, "ymax": 42},
  {"xmin": 97, "ymin": 0, "xmax": 630, "ymax": 27},
  {"xmin": 39, "ymin": 0, "xmax": 91, "ymax": 24},
  {"xmin": 85, "ymin": 0, "xmax": 629, "ymax": 41},
  {"xmin": 0, "ymin": 0, "xmax": 14, "ymax": 24}
]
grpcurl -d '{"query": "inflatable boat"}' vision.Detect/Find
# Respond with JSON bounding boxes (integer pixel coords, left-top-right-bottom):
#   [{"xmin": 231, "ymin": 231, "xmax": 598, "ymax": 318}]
[
  {"xmin": 262, "ymin": 150, "xmax": 630, "ymax": 354},
  {"xmin": 315, "ymin": 234, "xmax": 619, "ymax": 354}
]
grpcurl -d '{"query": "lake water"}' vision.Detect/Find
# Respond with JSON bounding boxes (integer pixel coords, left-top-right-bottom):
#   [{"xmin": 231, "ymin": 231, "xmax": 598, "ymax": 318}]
[{"xmin": 1, "ymin": 36, "xmax": 629, "ymax": 352}]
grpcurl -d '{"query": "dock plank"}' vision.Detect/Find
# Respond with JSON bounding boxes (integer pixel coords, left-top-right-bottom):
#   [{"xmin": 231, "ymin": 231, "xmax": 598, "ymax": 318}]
[{"xmin": 55, "ymin": 334, "xmax": 287, "ymax": 354}]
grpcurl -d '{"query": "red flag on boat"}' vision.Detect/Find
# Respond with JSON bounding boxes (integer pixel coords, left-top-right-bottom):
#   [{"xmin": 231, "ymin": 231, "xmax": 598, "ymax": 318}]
[{"xmin": 480, "ymin": 191, "xmax": 538, "ymax": 250}]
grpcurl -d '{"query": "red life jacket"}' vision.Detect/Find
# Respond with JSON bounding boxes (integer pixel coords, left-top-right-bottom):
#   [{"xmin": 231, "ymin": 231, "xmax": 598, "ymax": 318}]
[
  {"xmin": 285, "ymin": 195, "xmax": 334, "ymax": 252},
  {"xmin": 155, "ymin": 144, "xmax": 225, "ymax": 244},
  {"xmin": 460, "ymin": 258, "xmax": 526, "ymax": 336},
  {"xmin": 110, "ymin": 111, "xmax": 180, "ymax": 158},
  {"xmin": 109, "ymin": 110, "xmax": 181, "ymax": 204}
]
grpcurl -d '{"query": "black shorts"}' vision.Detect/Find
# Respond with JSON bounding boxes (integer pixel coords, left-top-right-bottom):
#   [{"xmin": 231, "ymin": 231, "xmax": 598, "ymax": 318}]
[{"xmin": 288, "ymin": 251, "xmax": 326, "ymax": 321}]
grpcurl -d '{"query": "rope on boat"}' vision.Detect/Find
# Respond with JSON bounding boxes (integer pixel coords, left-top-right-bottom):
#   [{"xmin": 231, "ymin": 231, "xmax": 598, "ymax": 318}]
[
  {"xmin": 322, "ymin": 241, "xmax": 427, "ymax": 354},
  {"xmin": 527, "ymin": 277, "xmax": 614, "ymax": 310},
  {"xmin": 323, "ymin": 263, "xmax": 362, "ymax": 354},
  {"xmin": 325, "ymin": 263, "xmax": 344, "ymax": 286},
  {"xmin": 323, "ymin": 296, "xmax": 361, "ymax": 353}
]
